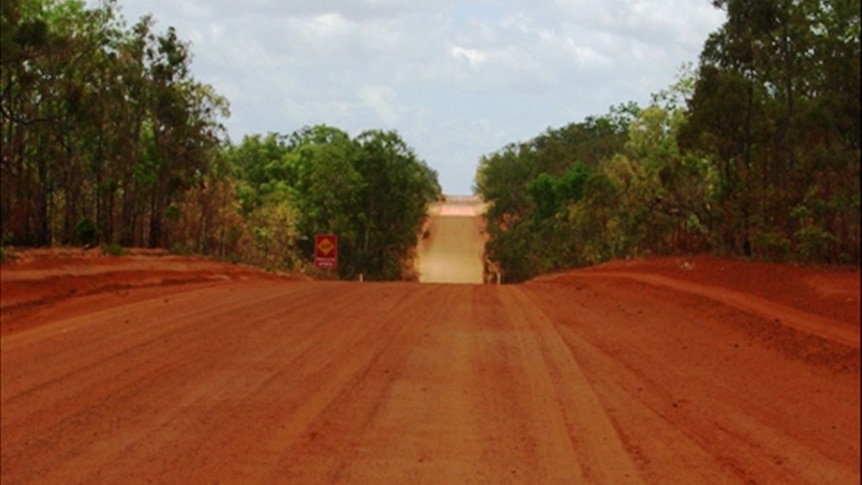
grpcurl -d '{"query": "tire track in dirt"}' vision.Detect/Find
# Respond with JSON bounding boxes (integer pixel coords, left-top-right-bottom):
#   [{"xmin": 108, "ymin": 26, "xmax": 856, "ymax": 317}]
[
  {"xmin": 266, "ymin": 285, "xmax": 463, "ymax": 483},
  {"xmin": 2, "ymin": 281, "xmax": 647, "ymax": 484},
  {"xmin": 261, "ymin": 285, "xmax": 641, "ymax": 484},
  {"xmin": 2, "ymin": 281, "xmax": 315, "ymax": 484},
  {"xmin": 525, "ymin": 278, "xmax": 860, "ymax": 484},
  {"xmin": 499, "ymin": 287, "xmax": 642, "ymax": 483}
]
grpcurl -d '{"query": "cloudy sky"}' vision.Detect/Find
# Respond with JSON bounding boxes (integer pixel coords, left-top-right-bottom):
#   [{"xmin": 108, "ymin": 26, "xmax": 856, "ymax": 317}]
[{"xmin": 100, "ymin": 0, "xmax": 725, "ymax": 194}]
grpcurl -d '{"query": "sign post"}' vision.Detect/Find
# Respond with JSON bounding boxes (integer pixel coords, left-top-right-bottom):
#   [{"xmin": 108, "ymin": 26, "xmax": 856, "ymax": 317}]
[{"xmin": 314, "ymin": 234, "xmax": 338, "ymax": 270}]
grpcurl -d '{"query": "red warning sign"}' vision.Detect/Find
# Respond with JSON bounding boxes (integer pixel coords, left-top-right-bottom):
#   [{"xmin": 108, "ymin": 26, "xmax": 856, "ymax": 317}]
[{"xmin": 314, "ymin": 234, "xmax": 338, "ymax": 269}]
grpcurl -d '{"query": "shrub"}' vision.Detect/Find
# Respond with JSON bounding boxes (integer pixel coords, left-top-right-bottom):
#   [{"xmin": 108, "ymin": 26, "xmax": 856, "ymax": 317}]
[
  {"xmin": 74, "ymin": 217, "xmax": 98, "ymax": 246},
  {"xmin": 0, "ymin": 233, "xmax": 10, "ymax": 263},
  {"xmin": 795, "ymin": 226, "xmax": 836, "ymax": 263},
  {"xmin": 751, "ymin": 230, "xmax": 791, "ymax": 262},
  {"xmin": 102, "ymin": 244, "xmax": 127, "ymax": 256}
]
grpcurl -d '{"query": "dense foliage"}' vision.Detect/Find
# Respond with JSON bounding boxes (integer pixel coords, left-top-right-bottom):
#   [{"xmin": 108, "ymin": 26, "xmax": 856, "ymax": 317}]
[
  {"xmin": 225, "ymin": 127, "xmax": 440, "ymax": 280},
  {"xmin": 0, "ymin": 0, "xmax": 440, "ymax": 279},
  {"xmin": 2, "ymin": 0, "xmax": 228, "ymax": 249},
  {"xmin": 3, "ymin": 0, "xmax": 857, "ymax": 281},
  {"xmin": 476, "ymin": 0, "xmax": 860, "ymax": 282}
]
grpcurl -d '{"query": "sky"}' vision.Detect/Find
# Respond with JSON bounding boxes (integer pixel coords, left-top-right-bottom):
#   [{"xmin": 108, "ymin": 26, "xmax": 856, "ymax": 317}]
[{"xmin": 96, "ymin": 0, "xmax": 726, "ymax": 195}]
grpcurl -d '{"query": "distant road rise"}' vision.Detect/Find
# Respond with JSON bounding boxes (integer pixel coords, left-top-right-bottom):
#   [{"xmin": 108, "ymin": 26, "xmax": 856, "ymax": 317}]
[{"xmin": 416, "ymin": 195, "xmax": 486, "ymax": 284}]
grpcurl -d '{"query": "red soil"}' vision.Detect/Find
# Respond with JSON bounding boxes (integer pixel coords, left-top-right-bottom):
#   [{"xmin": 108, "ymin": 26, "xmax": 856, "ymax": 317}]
[{"xmin": 1, "ymin": 249, "xmax": 859, "ymax": 484}]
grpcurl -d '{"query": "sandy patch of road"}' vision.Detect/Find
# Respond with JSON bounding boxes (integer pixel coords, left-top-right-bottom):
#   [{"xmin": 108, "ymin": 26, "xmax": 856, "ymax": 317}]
[{"xmin": 416, "ymin": 196, "xmax": 486, "ymax": 284}]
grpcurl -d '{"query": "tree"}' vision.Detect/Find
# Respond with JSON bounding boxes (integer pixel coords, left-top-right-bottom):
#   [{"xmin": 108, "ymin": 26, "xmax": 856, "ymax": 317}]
[
  {"xmin": 475, "ymin": 108, "xmax": 631, "ymax": 282},
  {"xmin": 285, "ymin": 125, "xmax": 363, "ymax": 276},
  {"xmin": 683, "ymin": 0, "xmax": 860, "ymax": 262},
  {"xmin": 353, "ymin": 129, "xmax": 440, "ymax": 280},
  {"xmin": 1, "ymin": 1, "xmax": 229, "ymax": 250}
]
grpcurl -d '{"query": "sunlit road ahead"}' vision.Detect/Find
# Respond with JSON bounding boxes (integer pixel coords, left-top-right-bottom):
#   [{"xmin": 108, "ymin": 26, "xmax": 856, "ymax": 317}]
[{"xmin": 415, "ymin": 195, "xmax": 486, "ymax": 284}]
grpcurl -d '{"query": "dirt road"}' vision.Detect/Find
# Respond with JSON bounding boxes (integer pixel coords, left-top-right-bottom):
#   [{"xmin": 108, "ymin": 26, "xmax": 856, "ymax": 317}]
[
  {"xmin": 416, "ymin": 195, "xmax": 486, "ymax": 284},
  {"xmin": 1, "ymin": 224, "xmax": 860, "ymax": 483}
]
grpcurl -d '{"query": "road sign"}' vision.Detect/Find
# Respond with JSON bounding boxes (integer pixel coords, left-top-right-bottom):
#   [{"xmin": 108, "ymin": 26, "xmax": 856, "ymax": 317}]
[{"xmin": 315, "ymin": 234, "xmax": 338, "ymax": 269}]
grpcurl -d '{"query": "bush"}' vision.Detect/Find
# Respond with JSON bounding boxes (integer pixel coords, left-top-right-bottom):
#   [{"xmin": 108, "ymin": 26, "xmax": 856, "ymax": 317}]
[
  {"xmin": 795, "ymin": 226, "xmax": 836, "ymax": 263},
  {"xmin": 0, "ymin": 233, "xmax": 10, "ymax": 263},
  {"xmin": 102, "ymin": 244, "xmax": 127, "ymax": 256},
  {"xmin": 751, "ymin": 230, "xmax": 791, "ymax": 262},
  {"xmin": 74, "ymin": 217, "xmax": 98, "ymax": 246}
]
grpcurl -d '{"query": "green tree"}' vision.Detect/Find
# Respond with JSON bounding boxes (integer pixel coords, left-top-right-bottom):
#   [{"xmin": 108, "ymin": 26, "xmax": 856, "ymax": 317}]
[
  {"xmin": 475, "ymin": 108, "xmax": 631, "ymax": 282},
  {"xmin": 1, "ymin": 1, "xmax": 229, "ymax": 250},
  {"xmin": 353, "ymin": 129, "xmax": 440, "ymax": 280},
  {"xmin": 285, "ymin": 125, "xmax": 364, "ymax": 277},
  {"xmin": 683, "ymin": 0, "xmax": 860, "ymax": 263}
]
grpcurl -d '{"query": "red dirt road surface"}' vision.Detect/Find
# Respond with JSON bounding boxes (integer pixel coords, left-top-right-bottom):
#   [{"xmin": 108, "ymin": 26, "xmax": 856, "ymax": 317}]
[{"xmin": 1, "ymin": 207, "xmax": 860, "ymax": 484}]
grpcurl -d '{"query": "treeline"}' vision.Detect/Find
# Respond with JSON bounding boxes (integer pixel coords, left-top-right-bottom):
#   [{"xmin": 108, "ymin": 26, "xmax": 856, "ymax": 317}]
[
  {"xmin": 476, "ymin": 0, "xmax": 860, "ymax": 283},
  {"xmin": 0, "ymin": 0, "xmax": 440, "ymax": 279},
  {"xmin": 224, "ymin": 127, "xmax": 440, "ymax": 280},
  {"xmin": 1, "ymin": 0, "xmax": 227, "ymax": 249}
]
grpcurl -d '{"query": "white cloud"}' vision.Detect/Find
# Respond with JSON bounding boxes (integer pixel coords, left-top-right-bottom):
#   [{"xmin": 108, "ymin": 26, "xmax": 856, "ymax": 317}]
[
  {"xmin": 565, "ymin": 39, "xmax": 613, "ymax": 67},
  {"xmin": 307, "ymin": 13, "xmax": 352, "ymax": 37},
  {"xmin": 92, "ymin": 0, "xmax": 725, "ymax": 194},
  {"xmin": 357, "ymin": 85, "xmax": 402, "ymax": 125},
  {"xmin": 451, "ymin": 45, "xmax": 489, "ymax": 67}
]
